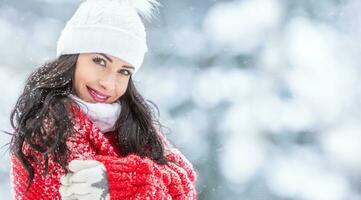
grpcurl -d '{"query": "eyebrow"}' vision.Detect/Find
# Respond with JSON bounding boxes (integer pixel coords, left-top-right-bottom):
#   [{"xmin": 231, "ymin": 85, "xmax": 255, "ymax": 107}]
[{"xmin": 96, "ymin": 53, "xmax": 135, "ymax": 70}]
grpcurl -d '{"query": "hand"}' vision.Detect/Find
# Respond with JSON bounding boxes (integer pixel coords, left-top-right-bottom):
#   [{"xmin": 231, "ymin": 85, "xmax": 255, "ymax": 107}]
[{"xmin": 59, "ymin": 159, "xmax": 110, "ymax": 200}]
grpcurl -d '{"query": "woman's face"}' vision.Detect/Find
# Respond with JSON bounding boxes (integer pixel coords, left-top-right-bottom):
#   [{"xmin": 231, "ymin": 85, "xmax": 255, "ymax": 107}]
[{"xmin": 73, "ymin": 52, "xmax": 135, "ymax": 104}]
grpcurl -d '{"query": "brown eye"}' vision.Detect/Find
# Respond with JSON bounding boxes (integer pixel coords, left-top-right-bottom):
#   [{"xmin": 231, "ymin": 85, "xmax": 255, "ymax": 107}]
[
  {"xmin": 118, "ymin": 69, "xmax": 131, "ymax": 76},
  {"xmin": 92, "ymin": 57, "xmax": 106, "ymax": 67}
]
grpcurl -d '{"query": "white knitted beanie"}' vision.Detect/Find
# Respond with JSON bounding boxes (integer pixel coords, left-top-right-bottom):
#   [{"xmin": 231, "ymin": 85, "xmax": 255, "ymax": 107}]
[{"xmin": 56, "ymin": 0, "xmax": 160, "ymax": 75}]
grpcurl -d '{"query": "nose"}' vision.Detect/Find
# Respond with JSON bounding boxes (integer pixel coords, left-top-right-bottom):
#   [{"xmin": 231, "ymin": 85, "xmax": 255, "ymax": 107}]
[{"xmin": 98, "ymin": 72, "xmax": 116, "ymax": 93}]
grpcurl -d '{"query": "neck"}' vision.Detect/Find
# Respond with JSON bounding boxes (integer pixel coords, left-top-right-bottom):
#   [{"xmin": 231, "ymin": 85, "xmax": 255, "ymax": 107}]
[{"xmin": 68, "ymin": 94, "xmax": 122, "ymax": 133}]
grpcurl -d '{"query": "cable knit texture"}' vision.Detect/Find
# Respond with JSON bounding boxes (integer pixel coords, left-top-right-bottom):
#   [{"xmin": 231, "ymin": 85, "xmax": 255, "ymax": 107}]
[{"xmin": 10, "ymin": 104, "xmax": 198, "ymax": 199}]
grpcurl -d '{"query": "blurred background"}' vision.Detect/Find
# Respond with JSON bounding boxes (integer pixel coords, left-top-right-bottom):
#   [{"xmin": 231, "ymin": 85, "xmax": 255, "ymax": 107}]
[{"xmin": 1, "ymin": 0, "xmax": 361, "ymax": 199}]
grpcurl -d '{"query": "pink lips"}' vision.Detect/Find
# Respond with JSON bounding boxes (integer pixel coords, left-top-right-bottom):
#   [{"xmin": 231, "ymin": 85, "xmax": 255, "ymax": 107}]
[{"xmin": 87, "ymin": 86, "xmax": 110, "ymax": 103}]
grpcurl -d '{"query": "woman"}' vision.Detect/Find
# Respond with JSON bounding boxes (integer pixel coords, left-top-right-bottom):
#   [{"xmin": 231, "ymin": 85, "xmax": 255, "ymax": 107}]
[{"xmin": 9, "ymin": 0, "xmax": 197, "ymax": 199}]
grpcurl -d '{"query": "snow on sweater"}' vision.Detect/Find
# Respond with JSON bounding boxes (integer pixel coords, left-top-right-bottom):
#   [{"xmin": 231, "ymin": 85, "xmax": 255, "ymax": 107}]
[{"xmin": 10, "ymin": 104, "xmax": 198, "ymax": 199}]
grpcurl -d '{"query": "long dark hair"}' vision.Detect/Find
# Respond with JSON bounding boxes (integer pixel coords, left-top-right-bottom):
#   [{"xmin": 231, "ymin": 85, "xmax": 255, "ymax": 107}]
[{"xmin": 8, "ymin": 54, "xmax": 172, "ymax": 192}]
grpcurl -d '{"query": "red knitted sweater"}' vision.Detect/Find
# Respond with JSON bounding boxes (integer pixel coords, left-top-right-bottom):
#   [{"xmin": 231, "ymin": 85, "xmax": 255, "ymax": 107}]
[{"xmin": 10, "ymin": 104, "xmax": 197, "ymax": 199}]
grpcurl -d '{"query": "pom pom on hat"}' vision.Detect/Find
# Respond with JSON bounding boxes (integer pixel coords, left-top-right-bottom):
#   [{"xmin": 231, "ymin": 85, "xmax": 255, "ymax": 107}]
[
  {"xmin": 128, "ymin": 0, "xmax": 161, "ymax": 21},
  {"xmin": 83, "ymin": 0, "xmax": 161, "ymax": 20}
]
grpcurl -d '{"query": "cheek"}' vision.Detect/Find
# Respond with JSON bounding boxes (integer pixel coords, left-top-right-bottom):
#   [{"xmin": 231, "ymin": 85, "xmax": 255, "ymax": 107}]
[
  {"xmin": 74, "ymin": 63, "xmax": 98, "ymax": 94},
  {"xmin": 114, "ymin": 80, "xmax": 129, "ymax": 98}
]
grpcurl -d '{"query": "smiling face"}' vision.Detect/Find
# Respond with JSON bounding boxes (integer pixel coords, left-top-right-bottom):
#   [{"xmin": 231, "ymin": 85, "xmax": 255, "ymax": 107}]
[{"xmin": 73, "ymin": 53, "xmax": 135, "ymax": 104}]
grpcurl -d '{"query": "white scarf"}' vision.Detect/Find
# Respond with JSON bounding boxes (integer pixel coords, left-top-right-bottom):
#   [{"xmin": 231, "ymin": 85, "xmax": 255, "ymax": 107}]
[{"xmin": 68, "ymin": 94, "xmax": 121, "ymax": 133}]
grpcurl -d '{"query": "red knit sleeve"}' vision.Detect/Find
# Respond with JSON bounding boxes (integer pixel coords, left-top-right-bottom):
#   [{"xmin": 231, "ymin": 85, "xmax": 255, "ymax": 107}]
[
  {"xmin": 165, "ymin": 148, "xmax": 197, "ymax": 183},
  {"xmin": 94, "ymin": 126, "xmax": 197, "ymax": 199},
  {"xmin": 10, "ymin": 144, "xmax": 64, "ymax": 200},
  {"xmin": 10, "ymin": 130, "xmax": 97, "ymax": 199},
  {"xmin": 155, "ymin": 129, "xmax": 198, "ymax": 199},
  {"xmin": 163, "ymin": 148, "xmax": 198, "ymax": 200},
  {"xmin": 95, "ymin": 148, "xmax": 198, "ymax": 199},
  {"xmin": 94, "ymin": 154, "xmax": 171, "ymax": 200}
]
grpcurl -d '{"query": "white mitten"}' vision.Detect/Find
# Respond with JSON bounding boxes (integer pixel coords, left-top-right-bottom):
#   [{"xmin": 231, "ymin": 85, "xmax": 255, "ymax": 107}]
[{"xmin": 59, "ymin": 159, "xmax": 110, "ymax": 200}]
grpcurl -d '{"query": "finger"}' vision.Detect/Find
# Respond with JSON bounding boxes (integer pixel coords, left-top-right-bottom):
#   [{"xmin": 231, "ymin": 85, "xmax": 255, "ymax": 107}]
[
  {"xmin": 60, "ymin": 185, "xmax": 85, "ymax": 198},
  {"xmin": 67, "ymin": 193, "xmax": 89, "ymax": 200},
  {"xmin": 68, "ymin": 194, "xmax": 79, "ymax": 200},
  {"xmin": 70, "ymin": 169, "xmax": 89, "ymax": 183},
  {"xmin": 62, "ymin": 193, "xmax": 78, "ymax": 200},
  {"xmin": 64, "ymin": 182, "xmax": 91, "ymax": 196},
  {"xmin": 76, "ymin": 193, "xmax": 95, "ymax": 200},
  {"xmin": 59, "ymin": 185, "xmax": 70, "ymax": 197},
  {"xmin": 69, "ymin": 159, "xmax": 101, "ymax": 172},
  {"xmin": 60, "ymin": 173, "xmax": 73, "ymax": 186},
  {"xmin": 76, "ymin": 193, "xmax": 110, "ymax": 200}
]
